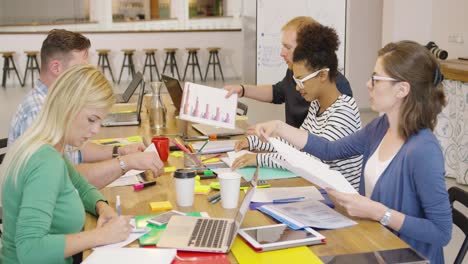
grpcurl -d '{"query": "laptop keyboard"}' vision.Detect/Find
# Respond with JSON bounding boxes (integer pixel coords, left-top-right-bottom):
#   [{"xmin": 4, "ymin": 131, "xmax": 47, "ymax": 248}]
[
  {"xmin": 188, "ymin": 218, "xmax": 229, "ymax": 248},
  {"xmin": 112, "ymin": 112, "xmax": 135, "ymax": 122}
]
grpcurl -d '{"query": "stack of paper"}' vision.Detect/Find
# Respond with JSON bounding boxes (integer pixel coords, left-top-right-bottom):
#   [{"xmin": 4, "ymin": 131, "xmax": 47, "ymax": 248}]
[
  {"xmin": 258, "ymin": 200, "xmax": 357, "ymax": 230},
  {"xmin": 267, "ymin": 137, "xmax": 357, "ymax": 194}
]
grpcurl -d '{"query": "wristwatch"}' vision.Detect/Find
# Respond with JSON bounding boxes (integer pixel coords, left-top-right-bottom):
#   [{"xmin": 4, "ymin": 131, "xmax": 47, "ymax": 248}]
[
  {"xmin": 112, "ymin": 145, "xmax": 120, "ymax": 158},
  {"xmin": 116, "ymin": 156, "xmax": 127, "ymax": 173},
  {"xmin": 379, "ymin": 208, "xmax": 392, "ymax": 226}
]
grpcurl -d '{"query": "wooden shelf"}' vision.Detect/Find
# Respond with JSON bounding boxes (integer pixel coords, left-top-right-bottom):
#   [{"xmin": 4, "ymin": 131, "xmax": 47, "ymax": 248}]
[{"xmin": 440, "ymin": 59, "xmax": 468, "ymax": 82}]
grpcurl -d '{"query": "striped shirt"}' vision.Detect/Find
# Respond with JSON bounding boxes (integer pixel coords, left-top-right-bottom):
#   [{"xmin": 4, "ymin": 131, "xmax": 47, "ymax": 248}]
[
  {"xmin": 7, "ymin": 80, "xmax": 82, "ymax": 164},
  {"xmin": 247, "ymin": 94, "xmax": 363, "ymax": 190}
]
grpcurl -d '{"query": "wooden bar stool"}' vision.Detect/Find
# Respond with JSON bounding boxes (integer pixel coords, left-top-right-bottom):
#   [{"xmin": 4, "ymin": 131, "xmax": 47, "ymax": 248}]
[
  {"xmin": 183, "ymin": 48, "xmax": 204, "ymax": 82},
  {"xmin": 1, "ymin": 51, "xmax": 23, "ymax": 87},
  {"xmin": 96, "ymin": 49, "xmax": 115, "ymax": 83},
  {"xmin": 143, "ymin": 49, "xmax": 160, "ymax": 82},
  {"xmin": 162, "ymin": 48, "xmax": 181, "ymax": 80},
  {"xmin": 204, "ymin": 47, "xmax": 224, "ymax": 81},
  {"xmin": 22, "ymin": 51, "xmax": 40, "ymax": 88},
  {"xmin": 117, "ymin": 49, "xmax": 136, "ymax": 84}
]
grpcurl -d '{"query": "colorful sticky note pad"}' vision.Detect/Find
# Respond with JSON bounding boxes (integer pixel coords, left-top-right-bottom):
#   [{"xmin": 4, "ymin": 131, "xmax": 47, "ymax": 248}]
[
  {"xmin": 149, "ymin": 201, "xmax": 173, "ymax": 212},
  {"xmin": 164, "ymin": 166, "xmax": 177, "ymax": 173}
]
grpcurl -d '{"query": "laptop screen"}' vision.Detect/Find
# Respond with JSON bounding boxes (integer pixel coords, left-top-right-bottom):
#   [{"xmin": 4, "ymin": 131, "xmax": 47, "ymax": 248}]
[
  {"xmin": 136, "ymin": 81, "xmax": 145, "ymax": 122},
  {"xmin": 161, "ymin": 74, "xmax": 183, "ymax": 112},
  {"xmin": 121, "ymin": 72, "xmax": 143, "ymax": 103}
]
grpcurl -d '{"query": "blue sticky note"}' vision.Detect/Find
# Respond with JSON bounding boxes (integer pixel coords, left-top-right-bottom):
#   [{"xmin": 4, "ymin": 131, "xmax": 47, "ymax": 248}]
[{"xmin": 238, "ymin": 167, "xmax": 296, "ymax": 181}]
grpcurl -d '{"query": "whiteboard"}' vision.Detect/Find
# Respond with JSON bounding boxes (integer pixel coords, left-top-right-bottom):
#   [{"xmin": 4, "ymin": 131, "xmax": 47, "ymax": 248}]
[{"xmin": 256, "ymin": 0, "xmax": 347, "ymax": 84}]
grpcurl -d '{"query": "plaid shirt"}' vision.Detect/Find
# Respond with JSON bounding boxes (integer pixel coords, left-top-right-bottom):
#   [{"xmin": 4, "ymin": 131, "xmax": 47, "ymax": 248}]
[{"xmin": 8, "ymin": 80, "xmax": 82, "ymax": 164}]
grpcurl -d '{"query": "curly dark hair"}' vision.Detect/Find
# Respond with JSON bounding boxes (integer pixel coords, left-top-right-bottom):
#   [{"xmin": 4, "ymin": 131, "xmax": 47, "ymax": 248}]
[
  {"xmin": 293, "ymin": 24, "xmax": 340, "ymax": 82},
  {"xmin": 40, "ymin": 29, "xmax": 91, "ymax": 69}
]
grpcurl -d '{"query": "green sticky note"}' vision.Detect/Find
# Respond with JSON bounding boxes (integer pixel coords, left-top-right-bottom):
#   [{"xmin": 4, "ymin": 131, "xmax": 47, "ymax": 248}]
[
  {"xmin": 238, "ymin": 167, "xmax": 296, "ymax": 181},
  {"xmin": 135, "ymin": 212, "xmax": 202, "ymax": 246}
]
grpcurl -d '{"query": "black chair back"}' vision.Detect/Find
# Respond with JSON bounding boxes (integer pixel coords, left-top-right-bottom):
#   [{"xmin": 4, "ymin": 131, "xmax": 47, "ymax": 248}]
[
  {"xmin": 449, "ymin": 186, "xmax": 468, "ymax": 264},
  {"xmin": 0, "ymin": 137, "xmax": 7, "ymax": 164}
]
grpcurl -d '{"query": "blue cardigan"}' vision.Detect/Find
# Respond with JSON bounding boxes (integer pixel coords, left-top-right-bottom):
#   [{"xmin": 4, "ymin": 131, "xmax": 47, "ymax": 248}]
[{"xmin": 303, "ymin": 115, "xmax": 452, "ymax": 264}]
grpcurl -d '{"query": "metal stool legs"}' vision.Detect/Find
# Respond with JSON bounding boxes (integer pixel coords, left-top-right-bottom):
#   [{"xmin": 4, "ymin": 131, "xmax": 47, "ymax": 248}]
[
  {"xmin": 118, "ymin": 51, "xmax": 136, "ymax": 84},
  {"xmin": 183, "ymin": 49, "xmax": 203, "ymax": 82},
  {"xmin": 143, "ymin": 52, "xmax": 161, "ymax": 81},
  {"xmin": 2, "ymin": 53, "xmax": 24, "ymax": 87},
  {"xmin": 204, "ymin": 49, "xmax": 224, "ymax": 81}
]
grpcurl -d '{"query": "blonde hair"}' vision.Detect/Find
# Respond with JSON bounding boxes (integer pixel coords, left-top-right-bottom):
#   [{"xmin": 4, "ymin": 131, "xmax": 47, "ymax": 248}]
[
  {"xmin": 282, "ymin": 16, "xmax": 319, "ymax": 31},
  {"xmin": 0, "ymin": 64, "xmax": 115, "ymax": 195}
]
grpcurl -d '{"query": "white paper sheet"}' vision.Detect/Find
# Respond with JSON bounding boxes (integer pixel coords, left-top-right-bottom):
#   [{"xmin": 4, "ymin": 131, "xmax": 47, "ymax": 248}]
[
  {"xmin": 83, "ymin": 248, "xmax": 177, "ymax": 264},
  {"xmin": 179, "ymin": 82, "xmax": 237, "ymax": 129},
  {"xmin": 106, "ymin": 144, "xmax": 159, "ymax": 187},
  {"xmin": 251, "ymin": 186, "xmax": 323, "ymax": 203},
  {"xmin": 267, "ymin": 137, "xmax": 357, "ymax": 194}
]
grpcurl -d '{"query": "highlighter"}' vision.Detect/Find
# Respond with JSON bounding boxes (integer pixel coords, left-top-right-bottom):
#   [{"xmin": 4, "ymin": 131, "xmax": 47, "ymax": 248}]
[{"xmin": 133, "ymin": 181, "xmax": 157, "ymax": 191}]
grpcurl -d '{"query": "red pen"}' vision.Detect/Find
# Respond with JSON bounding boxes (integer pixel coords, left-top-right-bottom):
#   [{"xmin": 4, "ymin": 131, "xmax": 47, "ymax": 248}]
[{"xmin": 133, "ymin": 181, "xmax": 157, "ymax": 191}]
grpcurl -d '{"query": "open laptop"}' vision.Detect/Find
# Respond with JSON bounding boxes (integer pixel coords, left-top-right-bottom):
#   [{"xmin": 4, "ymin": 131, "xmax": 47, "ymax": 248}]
[
  {"xmin": 157, "ymin": 168, "xmax": 259, "ymax": 253},
  {"xmin": 102, "ymin": 81, "xmax": 145, "ymax": 127},
  {"xmin": 115, "ymin": 72, "xmax": 143, "ymax": 103},
  {"xmin": 192, "ymin": 123, "xmax": 245, "ymax": 137},
  {"xmin": 161, "ymin": 74, "xmax": 183, "ymax": 113}
]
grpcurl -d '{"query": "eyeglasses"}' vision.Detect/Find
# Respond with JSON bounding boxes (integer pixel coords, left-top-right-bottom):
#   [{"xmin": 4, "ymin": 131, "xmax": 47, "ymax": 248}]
[
  {"xmin": 293, "ymin": 68, "xmax": 330, "ymax": 89},
  {"xmin": 371, "ymin": 74, "xmax": 400, "ymax": 87}
]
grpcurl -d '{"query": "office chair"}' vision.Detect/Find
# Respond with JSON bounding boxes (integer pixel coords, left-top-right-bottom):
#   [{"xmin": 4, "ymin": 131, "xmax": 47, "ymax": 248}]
[
  {"xmin": 448, "ymin": 186, "xmax": 468, "ymax": 264},
  {"xmin": 237, "ymin": 102, "xmax": 248, "ymax": 116}
]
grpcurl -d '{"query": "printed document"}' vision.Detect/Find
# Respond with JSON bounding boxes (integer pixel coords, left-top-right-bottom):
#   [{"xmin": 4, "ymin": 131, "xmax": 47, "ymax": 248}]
[
  {"xmin": 259, "ymin": 200, "xmax": 357, "ymax": 229},
  {"xmin": 267, "ymin": 137, "xmax": 357, "ymax": 193},
  {"xmin": 179, "ymin": 82, "xmax": 237, "ymax": 129}
]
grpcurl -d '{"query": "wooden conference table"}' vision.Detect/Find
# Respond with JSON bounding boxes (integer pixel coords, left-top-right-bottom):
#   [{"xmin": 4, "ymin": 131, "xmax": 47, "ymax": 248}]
[{"xmin": 83, "ymin": 95, "xmax": 408, "ymax": 261}]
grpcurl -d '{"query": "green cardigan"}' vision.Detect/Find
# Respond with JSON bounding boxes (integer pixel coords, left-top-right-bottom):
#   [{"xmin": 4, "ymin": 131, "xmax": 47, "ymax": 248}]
[{"xmin": 1, "ymin": 144, "xmax": 105, "ymax": 264}]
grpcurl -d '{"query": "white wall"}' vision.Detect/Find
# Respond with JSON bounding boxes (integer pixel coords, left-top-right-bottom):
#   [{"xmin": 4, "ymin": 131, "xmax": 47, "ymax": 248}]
[
  {"xmin": 382, "ymin": 0, "xmax": 468, "ymax": 60},
  {"xmin": 346, "ymin": 0, "xmax": 383, "ymax": 109}
]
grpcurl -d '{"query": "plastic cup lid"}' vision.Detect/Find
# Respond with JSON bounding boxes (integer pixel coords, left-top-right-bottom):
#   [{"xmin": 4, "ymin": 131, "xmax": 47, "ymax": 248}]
[{"xmin": 174, "ymin": 169, "xmax": 196, "ymax": 179}]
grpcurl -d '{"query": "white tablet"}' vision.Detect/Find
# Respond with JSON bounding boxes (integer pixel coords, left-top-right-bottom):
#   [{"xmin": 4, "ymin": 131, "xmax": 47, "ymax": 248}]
[{"xmin": 238, "ymin": 224, "xmax": 325, "ymax": 252}]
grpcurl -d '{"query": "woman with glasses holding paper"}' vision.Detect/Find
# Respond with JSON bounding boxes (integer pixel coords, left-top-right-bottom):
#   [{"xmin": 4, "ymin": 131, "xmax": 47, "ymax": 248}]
[
  {"xmin": 232, "ymin": 24, "xmax": 363, "ymax": 190},
  {"xmin": 0, "ymin": 65, "xmax": 133, "ymax": 264},
  {"xmin": 251, "ymin": 40, "xmax": 451, "ymax": 264}
]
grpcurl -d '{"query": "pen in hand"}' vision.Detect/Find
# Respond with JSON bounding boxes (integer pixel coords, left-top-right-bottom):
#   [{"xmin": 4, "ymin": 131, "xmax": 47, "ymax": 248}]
[{"xmin": 116, "ymin": 195, "xmax": 121, "ymax": 216}]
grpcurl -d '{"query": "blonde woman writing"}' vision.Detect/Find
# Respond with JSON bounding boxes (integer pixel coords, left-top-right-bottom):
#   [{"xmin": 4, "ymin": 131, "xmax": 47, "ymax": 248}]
[{"xmin": 0, "ymin": 65, "xmax": 132, "ymax": 263}]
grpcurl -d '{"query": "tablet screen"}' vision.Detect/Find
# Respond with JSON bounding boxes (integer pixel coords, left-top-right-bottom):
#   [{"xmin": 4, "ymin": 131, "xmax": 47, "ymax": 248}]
[{"xmin": 243, "ymin": 225, "xmax": 317, "ymax": 245}]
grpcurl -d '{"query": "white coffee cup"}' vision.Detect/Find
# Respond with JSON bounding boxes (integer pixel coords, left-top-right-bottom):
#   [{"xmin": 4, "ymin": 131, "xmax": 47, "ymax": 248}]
[
  {"xmin": 174, "ymin": 169, "xmax": 196, "ymax": 206},
  {"xmin": 218, "ymin": 172, "xmax": 241, "ymax": 209}
]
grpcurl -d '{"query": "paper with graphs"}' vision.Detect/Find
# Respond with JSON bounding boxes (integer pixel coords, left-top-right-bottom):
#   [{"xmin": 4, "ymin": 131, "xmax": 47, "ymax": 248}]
[{"xmin": 267, "ymin": 137, "xmax": 357, "ymax": 194}]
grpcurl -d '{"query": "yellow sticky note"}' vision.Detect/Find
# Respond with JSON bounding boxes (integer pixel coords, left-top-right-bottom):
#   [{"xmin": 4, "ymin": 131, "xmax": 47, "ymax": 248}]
[
  {"xmin": 203, "ymin": 157, "xmax": 221, "ymax": 164},
  {"xmin": 149, "ymin": 201, "xmax": 173, "ymax": 212},
  {"xmin": 126, "ymin": 136, "xmax": 143, "ymax": 142},
  {"xmin": 170, "ymin": 151, "xmax": 184, "ymax": 158},
  {"xmin": 194, "ymin": 185, "xmax": 211, "ymax": 194},
  {"xmin": 164, "ymin": 166, "xmax": 177, "ymax": 173},
  {"xmin": 231, "ymin": 237, "xmax": 323, "ymax": 264}
]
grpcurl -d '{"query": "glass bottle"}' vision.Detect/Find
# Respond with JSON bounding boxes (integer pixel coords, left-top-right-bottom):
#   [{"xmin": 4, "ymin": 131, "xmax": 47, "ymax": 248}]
[{"xmin": 150, "ymin": 81, "xmax": 166, "ymax": 129}]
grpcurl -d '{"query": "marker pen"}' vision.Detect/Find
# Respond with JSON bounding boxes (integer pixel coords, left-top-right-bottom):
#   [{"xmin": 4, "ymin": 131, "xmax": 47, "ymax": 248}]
[{"xmin": 133, "ymin": 181, "xmax": 157, "ymax": 191}]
